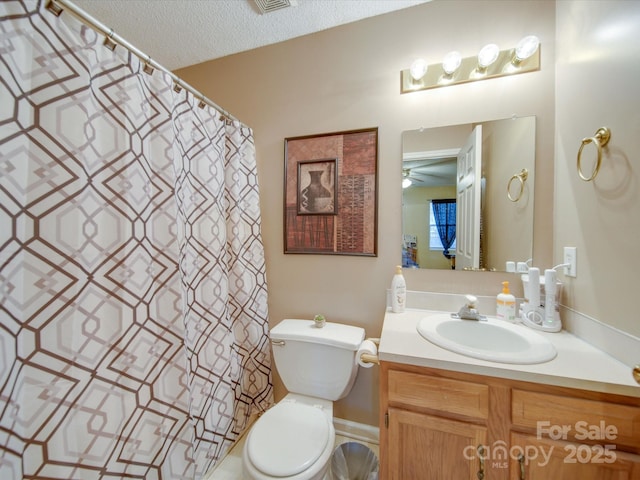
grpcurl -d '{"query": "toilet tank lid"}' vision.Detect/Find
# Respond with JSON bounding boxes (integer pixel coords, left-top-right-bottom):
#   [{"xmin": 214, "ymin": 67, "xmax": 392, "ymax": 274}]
[{"xmin": 271, "ymin": 319, "xmax": 365, "ymax": 350}]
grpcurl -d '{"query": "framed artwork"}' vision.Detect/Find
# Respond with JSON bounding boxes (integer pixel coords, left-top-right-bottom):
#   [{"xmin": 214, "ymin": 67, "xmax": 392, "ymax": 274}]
[{"xmin": 284, "ymin": 127, "xmax": 378, "ymax": 256}]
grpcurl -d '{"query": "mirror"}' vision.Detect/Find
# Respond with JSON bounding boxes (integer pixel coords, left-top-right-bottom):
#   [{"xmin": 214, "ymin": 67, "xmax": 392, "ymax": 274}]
[{"xmin": 402, "ymin": 116, "xmax": 535, "ymax": 271}]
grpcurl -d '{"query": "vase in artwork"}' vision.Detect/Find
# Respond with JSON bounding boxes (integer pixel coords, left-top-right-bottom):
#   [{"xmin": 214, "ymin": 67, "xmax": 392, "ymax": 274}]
[{"xmin": 301, "ymin": 170, "xmax": 333, "ymax": 213}]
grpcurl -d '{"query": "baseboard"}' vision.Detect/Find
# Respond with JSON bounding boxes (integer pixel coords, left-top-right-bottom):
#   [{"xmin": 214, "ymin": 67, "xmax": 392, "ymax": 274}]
[{"xmin": 333, "ymin": 417, "xmax": 379, "ymax": 445}]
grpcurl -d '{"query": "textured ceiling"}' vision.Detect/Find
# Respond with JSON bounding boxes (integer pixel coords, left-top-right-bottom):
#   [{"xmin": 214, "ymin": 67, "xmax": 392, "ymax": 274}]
[{"xmin": 71, "ymin": 0, "xmax": 431, "ymax": 70}]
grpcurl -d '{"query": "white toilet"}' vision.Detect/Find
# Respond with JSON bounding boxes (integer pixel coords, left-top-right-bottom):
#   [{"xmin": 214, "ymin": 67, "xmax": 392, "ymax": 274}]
[{"xmin": 242, "ymin": 318, "xmax": 366, "ymax": 480}]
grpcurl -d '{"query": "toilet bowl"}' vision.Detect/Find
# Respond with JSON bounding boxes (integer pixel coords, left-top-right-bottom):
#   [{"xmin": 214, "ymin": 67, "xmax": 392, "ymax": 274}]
[
  {"xmin": 241, "ymin": 319, "xmax": 365, "ymax": 480},
  {"xmin": 242, "ymin": 395, "xmax": 334, "ymax": 480}
]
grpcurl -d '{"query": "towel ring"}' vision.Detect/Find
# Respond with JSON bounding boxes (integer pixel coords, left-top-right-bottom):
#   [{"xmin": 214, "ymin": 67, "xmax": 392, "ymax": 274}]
[
  {"xmin": 507, "ymin": 168, "xmax": 528, "ymax": 202},
  {"xmin": 577, "ymin": 127, "xmax": 611, "ymax": 182}
]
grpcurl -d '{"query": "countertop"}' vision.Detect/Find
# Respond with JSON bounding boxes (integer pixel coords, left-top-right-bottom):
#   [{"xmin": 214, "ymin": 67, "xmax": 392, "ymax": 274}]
[{"xmin": 378, "ymin": 308, "xmax": 640, "ymax": 398}]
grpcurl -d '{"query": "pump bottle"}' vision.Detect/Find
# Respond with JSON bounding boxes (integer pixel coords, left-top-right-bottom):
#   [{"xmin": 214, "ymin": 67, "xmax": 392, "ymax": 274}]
[
  {"xmin": 390, "ymin": 265, "xmax": 406, "ymax": 313},
  {"xmin": 496, "ymin": 281, "xmax": 516, "ymax": 322}
]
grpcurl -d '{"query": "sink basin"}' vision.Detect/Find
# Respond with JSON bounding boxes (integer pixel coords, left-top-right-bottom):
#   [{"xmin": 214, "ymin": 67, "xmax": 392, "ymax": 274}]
[{"xmin": 416, "ymin": 314, "xmax": 557, "ymax": 364}]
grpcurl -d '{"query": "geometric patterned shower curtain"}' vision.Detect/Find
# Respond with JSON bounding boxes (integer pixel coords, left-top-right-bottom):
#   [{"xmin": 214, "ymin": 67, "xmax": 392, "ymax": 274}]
[{"xmin": 0, "ymin": 2, "xmax": 273, "ymax": 479}]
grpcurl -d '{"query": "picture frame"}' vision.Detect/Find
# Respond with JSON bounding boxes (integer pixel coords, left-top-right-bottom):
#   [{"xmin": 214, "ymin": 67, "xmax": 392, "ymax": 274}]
[{"xmin": 284, "ymin": 127, "xmax": 378, "ymax": 256}]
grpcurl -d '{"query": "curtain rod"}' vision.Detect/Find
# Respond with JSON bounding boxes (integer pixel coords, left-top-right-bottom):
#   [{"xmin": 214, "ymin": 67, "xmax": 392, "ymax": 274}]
[{"xmin": 46, "ymin": 0, "xmax": 240, "ymax": 123}]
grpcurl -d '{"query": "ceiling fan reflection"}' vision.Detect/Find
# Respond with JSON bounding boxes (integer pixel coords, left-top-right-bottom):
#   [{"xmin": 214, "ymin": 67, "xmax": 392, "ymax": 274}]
[{"xmin": 402, "ymin": 157, "xmax": 457, "ymax": 188}]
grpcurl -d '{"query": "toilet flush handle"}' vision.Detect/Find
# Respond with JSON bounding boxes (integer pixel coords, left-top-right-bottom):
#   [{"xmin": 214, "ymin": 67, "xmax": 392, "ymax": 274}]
[{"xmin": 271, "ymin": 340, "xmax": 286, "ymax": 347}]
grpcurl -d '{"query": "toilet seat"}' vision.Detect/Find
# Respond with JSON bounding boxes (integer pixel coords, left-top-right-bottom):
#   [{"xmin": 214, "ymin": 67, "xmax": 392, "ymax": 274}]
[{"xmin": 247, "ymin": 401, "xmax": 331, "ymax": 477}]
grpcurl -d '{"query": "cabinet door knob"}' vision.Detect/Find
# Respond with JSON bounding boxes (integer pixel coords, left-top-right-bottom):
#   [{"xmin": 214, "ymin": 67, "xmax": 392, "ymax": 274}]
[{"xmin": 633, "ymin": 365, "xmax": 640, "ymax": 385}]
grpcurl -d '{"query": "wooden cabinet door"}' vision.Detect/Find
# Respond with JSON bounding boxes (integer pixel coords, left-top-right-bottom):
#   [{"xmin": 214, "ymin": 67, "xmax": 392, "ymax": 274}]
[
  {"xmin": 388, "ymin": 407, "xmax": 487, "ymax": 480},
  {"xmin": 510, "ymin": 432, "xmax": 640, "ymax": 480}
]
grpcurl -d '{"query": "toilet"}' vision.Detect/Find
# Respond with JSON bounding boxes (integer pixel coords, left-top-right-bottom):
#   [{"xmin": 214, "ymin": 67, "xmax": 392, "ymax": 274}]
[{"xmin": 242, "ymin": 318, "xmax": 365, "ymax": 480}]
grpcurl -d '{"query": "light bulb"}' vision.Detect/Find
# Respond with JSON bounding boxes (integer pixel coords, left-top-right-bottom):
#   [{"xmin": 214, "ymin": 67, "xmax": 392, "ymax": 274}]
[
  {"xmin": 442, "ymin": 51, "xmax": 462, "ymax": 75},
  {"xmin": 402, "ymin": 178, "xmax": 412, "ymax": 189},
  {"xmin": 477, "ymin": 43, "xmax": 499, "ymax": 69},
  {"xmin": 410, "ymin": 59, "xmax": 427, "ymax": 81},
  {"xmin": 515, "ymin": 35, "xmax": 540, "ymax": 61}
]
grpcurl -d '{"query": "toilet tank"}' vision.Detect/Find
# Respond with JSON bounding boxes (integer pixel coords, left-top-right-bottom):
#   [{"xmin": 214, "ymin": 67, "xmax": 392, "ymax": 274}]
[{"xmin": 270, "ymin": 319, "xmax": 365, "ymax": 401}]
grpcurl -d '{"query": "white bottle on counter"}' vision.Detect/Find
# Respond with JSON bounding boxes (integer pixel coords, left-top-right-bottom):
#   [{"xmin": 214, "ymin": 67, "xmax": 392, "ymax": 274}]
[
  {"xmin": 528, "ymin": 267, "xmax": 541, "ymax": 308},
  {"xmin": 390, "ymin": 265, "xmax": 406, "ymax": 313},
  {"xmin": 496, "ymin": 280, "xmax": 516, "ymax": 322}
]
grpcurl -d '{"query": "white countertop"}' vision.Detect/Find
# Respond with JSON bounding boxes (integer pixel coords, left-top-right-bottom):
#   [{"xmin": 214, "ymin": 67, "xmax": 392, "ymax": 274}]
[{"xmin": 379, "ymin": 308, "xmax": 640, "ymax": 398}]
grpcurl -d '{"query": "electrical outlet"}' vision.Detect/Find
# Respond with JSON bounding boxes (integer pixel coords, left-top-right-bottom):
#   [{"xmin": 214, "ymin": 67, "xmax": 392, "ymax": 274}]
[{"xmin": 563, "ymin": 247, "xmax": 577, "ymax": 277}]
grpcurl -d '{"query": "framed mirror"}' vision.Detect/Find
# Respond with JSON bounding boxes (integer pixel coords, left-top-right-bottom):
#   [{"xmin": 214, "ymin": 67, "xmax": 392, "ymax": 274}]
[{"xmin": 402, "ymin": 116, "xmax": 535, "ymax": 272}]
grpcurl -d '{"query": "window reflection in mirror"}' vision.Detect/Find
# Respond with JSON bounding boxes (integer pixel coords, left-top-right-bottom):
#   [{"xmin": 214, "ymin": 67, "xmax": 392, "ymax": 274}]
[{"xmin": 402, "ymin": 116, "xmax": 536, "ymax": 272}]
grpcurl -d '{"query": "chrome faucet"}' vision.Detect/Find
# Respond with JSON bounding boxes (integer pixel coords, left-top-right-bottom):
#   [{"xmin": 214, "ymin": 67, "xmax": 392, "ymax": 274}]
[{"xmin": 452, "ymin": 295, "xmax": 485, "ymax": 321}]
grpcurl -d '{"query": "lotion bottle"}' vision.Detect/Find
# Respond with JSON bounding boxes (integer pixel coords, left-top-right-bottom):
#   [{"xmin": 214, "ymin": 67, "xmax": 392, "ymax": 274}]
[
  {"xmin": 390, "ymin": 265, "xmax": 406, "ymax": 313},
  {"xmin": 496, "ymin": 281, "xmax": 516, "ymax": 322}
]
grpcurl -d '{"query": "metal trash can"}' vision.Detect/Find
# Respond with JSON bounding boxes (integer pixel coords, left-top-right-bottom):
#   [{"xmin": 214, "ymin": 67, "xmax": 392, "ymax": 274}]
[{"xmin": 330, "ymin": 441, "xmax": 379, "ymax": 480}]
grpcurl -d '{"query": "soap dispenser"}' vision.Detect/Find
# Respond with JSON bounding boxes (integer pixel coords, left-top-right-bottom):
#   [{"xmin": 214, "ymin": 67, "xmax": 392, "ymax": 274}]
[{"xmin": 496, "ymin": 281, "xmax": 516, "ymax": 322}]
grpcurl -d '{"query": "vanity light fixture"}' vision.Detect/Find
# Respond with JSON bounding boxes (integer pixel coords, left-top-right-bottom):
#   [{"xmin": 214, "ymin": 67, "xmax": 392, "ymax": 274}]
[
  {"xmin": 409, "ymin": 58, "xmax": 428, "ymax": 81},
  {"xmin": 513, "ymin": 35, "xmax": 540, "ymax": 63},
  {"xmin": 401, "ymin": 35, "xmax": 541, "ymax": 94},
  {"xmin": 442, "ymin": 51, "xmax": 462, "ymax": 75},
  {"xmin": 477, "ymin": 43, "xmax": 500, "ymax": 69}
]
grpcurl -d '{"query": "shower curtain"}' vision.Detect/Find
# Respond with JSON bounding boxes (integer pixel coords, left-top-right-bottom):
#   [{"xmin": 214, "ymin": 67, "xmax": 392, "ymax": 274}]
[{"xmin": 0, "ymin": 1, "xmax": 273, "ymax": 479}]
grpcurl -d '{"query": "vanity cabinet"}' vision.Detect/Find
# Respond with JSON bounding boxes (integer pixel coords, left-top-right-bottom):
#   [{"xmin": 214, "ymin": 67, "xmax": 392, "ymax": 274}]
[
  {"xmin": 388, "ymin": 408, "xmax": 487, "ymax": 479},
  {"xmin": 379, "ymin": 361, "xmax": 640, "ymax": 480},
  {"xmin": 510, "ymin": 389, "xmax": 640, "ymax": 479}
]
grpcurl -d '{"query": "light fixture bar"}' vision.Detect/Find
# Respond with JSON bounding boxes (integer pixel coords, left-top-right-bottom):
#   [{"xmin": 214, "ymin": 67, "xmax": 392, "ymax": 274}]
[{"xmin": 401, "ymin": 45, "xmax": 540, "ymax": 94}]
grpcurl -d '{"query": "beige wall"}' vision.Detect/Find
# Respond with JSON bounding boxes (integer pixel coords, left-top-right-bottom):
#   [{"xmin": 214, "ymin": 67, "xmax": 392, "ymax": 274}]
[
  {"xmin": 554, "ymin": 1, "xmax": 640, "ymax": 337},
  {"xmin": 177, "ymin": 0, "xmax": 556, "ymax": 426}
]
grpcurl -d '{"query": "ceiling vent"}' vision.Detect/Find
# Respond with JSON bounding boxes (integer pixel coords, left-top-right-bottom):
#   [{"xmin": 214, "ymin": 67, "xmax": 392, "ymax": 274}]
[{"xmin": 253, "ymin": 0, "xmax": 298, "ymax": 14}]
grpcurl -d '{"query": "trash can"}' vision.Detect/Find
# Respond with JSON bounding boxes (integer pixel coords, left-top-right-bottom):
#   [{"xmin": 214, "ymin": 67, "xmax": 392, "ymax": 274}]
[{"xmin": 330, "ymin": 441, "xmax": 379, "ymax": 480}]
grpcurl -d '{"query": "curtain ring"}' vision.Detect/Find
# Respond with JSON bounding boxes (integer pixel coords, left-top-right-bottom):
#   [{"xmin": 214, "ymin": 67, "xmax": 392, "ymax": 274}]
[
  {"xmin": 46, "ymin": 0, "xmax": 63, "ymax": 16},
  {"xmin": 143, "ymin": 55, "xmax": 154, "ymax": 75},
  {"xmin": 507, "ymin": 168, "xmax": 528, "ymax": 202},
  {"xmin": 103, "ymin": 29, "xmax": 117, "ymax": 51},
  {"xmin": 577, "ymin": 127, "xmax": 611, "ymax": 181}
]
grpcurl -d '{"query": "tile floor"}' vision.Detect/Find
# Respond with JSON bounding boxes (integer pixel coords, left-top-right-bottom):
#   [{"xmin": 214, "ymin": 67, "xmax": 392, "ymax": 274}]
[{"xmin": 205, "ymin": 433, "xmax": 379, "ymax": 480}]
